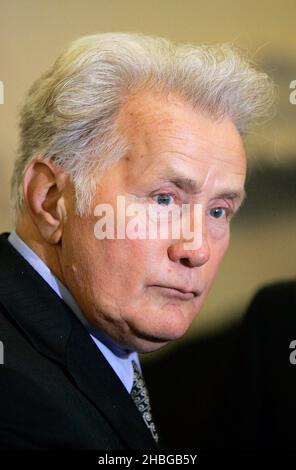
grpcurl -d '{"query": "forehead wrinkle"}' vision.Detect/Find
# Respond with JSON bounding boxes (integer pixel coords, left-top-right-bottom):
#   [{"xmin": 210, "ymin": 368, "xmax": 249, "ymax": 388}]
[
  {"xmin": 152, "ymin": 148, "xmax": 245, "ymax": 178},
  {"xmin": 142, "ymin": 111, "xmax": 244, "ymax": 154},
  {"xmin": 139, "ymin": 121, "xmax": 245, "ymax": 169},
  {"xmin": 120, "ymin": 89, "xmax": 244, "ymax": 147}
]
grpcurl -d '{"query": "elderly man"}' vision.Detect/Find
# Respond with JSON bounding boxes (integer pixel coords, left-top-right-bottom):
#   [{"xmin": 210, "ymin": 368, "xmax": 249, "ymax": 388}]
[{"xmin": 0, "ymin": 33, "xmax": 275, "ymax": 449}]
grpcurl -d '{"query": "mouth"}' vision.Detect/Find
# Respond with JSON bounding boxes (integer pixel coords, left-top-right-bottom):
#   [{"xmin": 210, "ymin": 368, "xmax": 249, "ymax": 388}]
[{"xmin": 150, "ymin": 284, "xmax": 200, "ymax": 300}]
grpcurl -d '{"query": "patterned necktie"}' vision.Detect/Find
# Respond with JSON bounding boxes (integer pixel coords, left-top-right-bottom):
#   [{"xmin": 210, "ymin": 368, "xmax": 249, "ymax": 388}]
[{"xmin": 131, "ymin": 360, "xmax": 159, "ymax": 444}]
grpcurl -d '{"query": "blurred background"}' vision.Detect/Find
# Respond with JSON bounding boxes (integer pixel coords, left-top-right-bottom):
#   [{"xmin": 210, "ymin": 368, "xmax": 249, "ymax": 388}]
[{"xmin": 1, "ymin": 0, "xmax": 295, "ymax": 448}]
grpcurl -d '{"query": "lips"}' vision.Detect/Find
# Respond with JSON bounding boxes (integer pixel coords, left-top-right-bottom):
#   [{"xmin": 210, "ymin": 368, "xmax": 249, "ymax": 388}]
[{"xmin": 151, "ymin": 284, "xmax": 200, "ymax": 300}]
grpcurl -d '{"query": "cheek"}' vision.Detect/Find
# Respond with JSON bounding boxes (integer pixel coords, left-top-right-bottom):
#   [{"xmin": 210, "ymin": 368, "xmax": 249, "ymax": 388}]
[
  {"xmin": 92, "ymin": 238, "xmax": 157, "ymax": 290},
  {"xmin": 106, "ymin": 237, "xmax": 168, "ymax": 267},
  {"xmin": 208, "ymin": 219, "xmax": 230, "ymax": 241}
]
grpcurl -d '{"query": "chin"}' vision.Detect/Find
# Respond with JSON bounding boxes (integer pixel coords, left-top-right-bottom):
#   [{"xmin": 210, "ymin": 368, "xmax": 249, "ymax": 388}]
[{"xmin": 128, "ymin": 303, "xmax": 195, "ymax": 353}]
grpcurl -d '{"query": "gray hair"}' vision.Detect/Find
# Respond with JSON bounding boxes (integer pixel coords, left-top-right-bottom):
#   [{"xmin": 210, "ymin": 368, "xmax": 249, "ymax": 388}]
[{"xmin": 11, "ymin": 32, "xmax": 276, "ymax": 219}]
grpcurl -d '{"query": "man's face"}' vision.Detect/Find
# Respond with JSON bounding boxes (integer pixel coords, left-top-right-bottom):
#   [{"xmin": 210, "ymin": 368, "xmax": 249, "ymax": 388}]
[{"xmin": 60, "ymin": 93, "xmax": 246, "ymax": 353}]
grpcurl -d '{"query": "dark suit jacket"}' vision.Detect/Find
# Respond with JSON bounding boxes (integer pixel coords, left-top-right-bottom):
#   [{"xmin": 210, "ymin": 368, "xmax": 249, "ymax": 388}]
[
  {"xmin": 211, "ymin": 280, "xmax": 296, "ymax": 450},
  {"xmin": 0, "ymin": 232, "xmax": 158, "ymax": 450}
]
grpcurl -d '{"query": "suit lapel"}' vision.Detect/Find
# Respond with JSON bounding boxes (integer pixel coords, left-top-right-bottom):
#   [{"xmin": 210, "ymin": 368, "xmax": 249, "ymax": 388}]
[
  {"xmin": 0, "ymin": 233, "xmax": 157, "ymax": 449},
  {"xmin": 66, "ymin": 320, "xmax": 157, "ymax": 449}
]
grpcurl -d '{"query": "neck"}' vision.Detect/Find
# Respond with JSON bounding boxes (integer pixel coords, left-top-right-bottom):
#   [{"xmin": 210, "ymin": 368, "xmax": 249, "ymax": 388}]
[{"xmin": 15, "ymin": 216, "xmax": 66, "ymax": 285}]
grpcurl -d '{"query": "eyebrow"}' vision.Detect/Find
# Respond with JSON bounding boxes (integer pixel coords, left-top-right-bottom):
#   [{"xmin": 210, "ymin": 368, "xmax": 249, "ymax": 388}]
[
  {"xmin": 213, "ymin": 190, "xmax": 247, "ymax": 205},
  {"xmin": 156, "ymin": 170, "xmax": 246, "ymax": 204},
  {"xmin": 159, "ymin": 175, "xmax": 200, "ymax": 193}
]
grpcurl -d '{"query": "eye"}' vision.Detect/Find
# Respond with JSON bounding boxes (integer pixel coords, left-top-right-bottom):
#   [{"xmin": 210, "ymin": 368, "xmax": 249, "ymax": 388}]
[
  {"xmin": 153, "ymin": 194, "xmax": 175, "ymax": 206},
  {"xmin": 209, "ymin": 207, "xmax": 227, "ymax": 219}
]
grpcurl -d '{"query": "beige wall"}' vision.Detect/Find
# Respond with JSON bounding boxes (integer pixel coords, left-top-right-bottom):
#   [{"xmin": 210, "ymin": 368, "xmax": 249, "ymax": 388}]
[{"xmin": 1, "ymin": 0, "xmax": 295, "ymax": 337}]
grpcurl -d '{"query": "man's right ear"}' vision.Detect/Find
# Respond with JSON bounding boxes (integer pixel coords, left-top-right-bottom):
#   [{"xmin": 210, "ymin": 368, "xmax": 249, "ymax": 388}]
[{"xmin": 22, "ymin": 159, "xmax": 68, "ymax": 245}]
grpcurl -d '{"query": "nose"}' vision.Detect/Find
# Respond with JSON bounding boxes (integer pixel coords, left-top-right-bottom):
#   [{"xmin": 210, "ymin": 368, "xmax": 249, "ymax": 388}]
[{"xmin": 167, "ymin": 214, "xmax": 210, "ymax": 268}]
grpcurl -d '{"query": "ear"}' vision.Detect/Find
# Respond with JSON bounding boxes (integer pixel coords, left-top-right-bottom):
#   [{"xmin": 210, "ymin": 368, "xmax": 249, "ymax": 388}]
[{"xmin": 22, "ymin": 159, "xmax": 69, "ymax": 244}]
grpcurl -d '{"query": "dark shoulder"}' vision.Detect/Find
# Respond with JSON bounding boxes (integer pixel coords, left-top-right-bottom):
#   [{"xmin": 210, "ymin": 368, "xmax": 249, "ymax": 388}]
[
  {"xmin": 247, "ymin": 280, "xmax": 296, "ymax": 314},
  {"xmin": 242, "ymin": 280, "xmax": 296, "ymax": 343}
]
